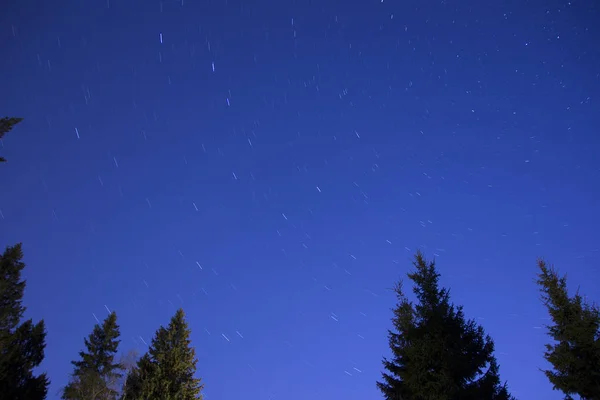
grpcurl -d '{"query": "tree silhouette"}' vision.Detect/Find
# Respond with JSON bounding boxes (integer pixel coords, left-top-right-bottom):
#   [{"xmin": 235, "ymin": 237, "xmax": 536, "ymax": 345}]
[
  {"xmin": 63, "ymin": 312, "xmax": 125, "ymax": 400},
  {"xmin": 378, "ymin": 251, "xmax": 514, "ymax": 400},
  {"xmin": 122, "ymin": 309, "xmax": 203, "ymax": 400},
  {"xmin": 537, "ymin": 259, "xmax": 600, "ymax": 400},
  {"xmin": 0, "ymin": 243, "xmax": 49, "ymax": 399},
  {"xmin": 0, "ymin": 117, "xmax": 23, "ymax": 163}
]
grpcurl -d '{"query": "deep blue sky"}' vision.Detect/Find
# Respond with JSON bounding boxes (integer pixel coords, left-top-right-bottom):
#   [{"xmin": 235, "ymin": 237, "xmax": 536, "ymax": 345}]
[{"xmin": 1, "ymin": 0, "xmax": 599, "ymax": 399}]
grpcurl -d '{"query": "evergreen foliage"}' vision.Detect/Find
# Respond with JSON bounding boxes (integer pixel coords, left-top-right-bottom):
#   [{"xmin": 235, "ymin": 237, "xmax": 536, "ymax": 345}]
[
  {"xmin": 377, "ymin": 251, "xmax": 514, "ymax": 400},
  {"xmin": 62, "ymin": 312, "xmax": 125, "ymax": 400},
  {"xmin": 536, "ymin": 259, "xmax": 600, "ymax": 400},
  {"xmin": 0, "ymin": 117, "xmax": 23, "ymax": 162},
  {"xmin": 122, "ymin": 308, "xmax": 203, "ymax": 400},
  {"xmin": 0, "ymin": 243, "xmax": 49, "ymax": 399}
]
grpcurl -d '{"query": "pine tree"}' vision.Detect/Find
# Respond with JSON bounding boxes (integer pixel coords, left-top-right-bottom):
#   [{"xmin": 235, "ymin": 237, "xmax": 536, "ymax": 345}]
[
  {"xmin": 0, "ymin": 243, "xmax": 49, "ymax": 399},
  {"xmin": 0, "ymin": 117, "xmax": 23, "ymax": 162},
  {"xmin": 536, "ymin": 259, "xmax": 600, "ymax": 400},
  {"xmin": 377, "ymin": 251, "xmax": 514, "ymax": 400},
  {"xmin": 62, "ymin": 311, "xmax": 125, "ymax": 400},
  {"xmin": 122, "ymin": 308, "xmax": 203, "ymax": 400}
]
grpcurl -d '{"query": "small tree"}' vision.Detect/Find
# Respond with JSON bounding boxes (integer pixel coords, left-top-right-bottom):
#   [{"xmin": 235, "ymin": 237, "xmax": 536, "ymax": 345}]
[
  {"xmin": 536, "ymin": 259, "xmax": 600, "ymax": 399},
  {"xmin": 0, "ymin": 117, "xmax": 23, "ymax": 162},
  {"xmin": 0, "ymin": 243, "xmax": 49, "ymax": 399},
  {"xmin": 122, "ymin": 308, "xmax": 203, "ymax": 400},
  {"xmin": 377, "ymin": 251, "xmax": 514, "ymax": 400},
  {"xmin": 62, "ymin": 312, "xmax": 124, "ymax": 400}
]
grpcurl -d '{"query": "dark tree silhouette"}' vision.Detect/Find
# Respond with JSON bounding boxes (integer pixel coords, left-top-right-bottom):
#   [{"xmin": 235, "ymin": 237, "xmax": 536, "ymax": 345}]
[
  {"xmin": 378, "ymin": 251, "xmax": 514, "ymax": 400},
  {"xmin": 0, "ymin": 243, "xmax": 49, "ymax": 399},
  {"xmin": 63, "ymin": 312, "xmax": 125, "ymax": 400},
  {"xmin": 537, "ymin": 259, "xmax": 600, "ymax": 400},
  {"xmin": 0, "ymin": 117, "xmax": 23, "ymax": 162}
]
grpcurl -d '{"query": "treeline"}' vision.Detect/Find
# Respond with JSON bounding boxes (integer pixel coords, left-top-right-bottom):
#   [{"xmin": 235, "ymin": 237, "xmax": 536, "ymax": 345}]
[
  {"xmin": 0, "ymin": 117, "xmax": 204, "ymax": 400},
  {"xmin": 0, "ymin": 243, "xmax": 203, "ymax": 400},
  {"xmin": 1, "ymin": 117, "xmax": 599, "ymax": 399},
  {"xmin": 377, "ymin": 252, "xmax": 600, "ymax": 400}
]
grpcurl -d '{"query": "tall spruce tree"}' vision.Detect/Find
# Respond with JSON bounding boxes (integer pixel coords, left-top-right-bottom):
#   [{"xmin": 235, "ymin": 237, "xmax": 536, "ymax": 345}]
[
  {"xmin": 0, "ymin": 116, "xmax": 23, "ymax": 163},
  {"xmin": 122, "ymin": 308, "xmax": 203, "ymax": 400},
  {"xmin": 377, "ymin": 251, "xmax": 514, "ymax": 400},
  {"xmin": 62, "ymin": 311, "xmax": 124, "ymax": 400},
  {"xmin": 0, "ymin": 243, "xmax": 49, "ymax": 399},
  {"xmin": 536, "ymin": 259, "xmax": 600, "ymax": 400}
]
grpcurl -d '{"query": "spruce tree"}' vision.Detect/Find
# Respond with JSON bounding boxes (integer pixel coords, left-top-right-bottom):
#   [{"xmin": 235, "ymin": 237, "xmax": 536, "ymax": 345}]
[
  {"xmin": 0, "ymin": 243, "xmax": 49, "ymax": 399},
  {"xmin": 122, "ymin": 308, "xmax": 203, "ymax": 400},
  {"xmin": 62, "ymin": 311, "xmax": 124, "ymax": 400},
  {"xmin": 0, "ymin": 116, "xmax": 23, "ymax": 162},
  {"xmin": 536, "ymin": 259, "xmax": 600, "ymax": 400},
  {"xmin": 377, "ymin": 251, "xmax": 514, "ymax": 400}
]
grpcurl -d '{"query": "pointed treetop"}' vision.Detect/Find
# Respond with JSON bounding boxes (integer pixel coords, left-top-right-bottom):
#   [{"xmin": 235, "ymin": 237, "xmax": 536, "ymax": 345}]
[
  {"xmin": 123, "ymin": 308, "xmax": 204, "ymax": 399},
  {"xmin": 173, "ymin": 308, "xmax": 186, "ymax": 323},
  {"xmin": 0, "ymin": 243, "xmax": 27, "ymax": 332},
  {"xmin": 378, "ymin": 252, "xmax": 514, "ymax": 400},
  {"xmin": 0, "ymin": 243, "xmax": 49, "ymax": 400},
  {"xmin": 63, "ymin": 311, "xmax": 124, "ymax": 400},
  {"xmin": 536, "ymin": 259, "xmax": 600, "ymax": 399}
]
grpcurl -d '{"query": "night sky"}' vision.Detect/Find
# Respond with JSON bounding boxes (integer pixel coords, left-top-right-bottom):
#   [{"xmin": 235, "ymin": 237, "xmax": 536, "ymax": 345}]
[{"xmin": 1, "ymin": 0, "xmax": 599, "ymax": 399}]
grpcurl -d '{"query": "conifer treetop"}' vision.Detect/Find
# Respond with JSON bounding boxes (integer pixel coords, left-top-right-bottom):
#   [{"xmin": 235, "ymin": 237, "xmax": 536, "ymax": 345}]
[
  {"xmin": 0, "ymin": 243, "xmax": 49, "ymax": 400},
  {"xmin": 0, "ymin": 243, "xmax": 27, "ymax": 332},
  {"xmin": 378, "ymin": 251, "xmax": 515, "ymax": 400},
  {"xmin": 536, "ymin": 259, "xmax": 600, "ymax": 399},
  {"xmin": 62, "ymin": 311, "xmax": 124, "ymax": 400},
  {"xmin": 122, "ymin": 308, "xmax": 204, "ymax": 400}
]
